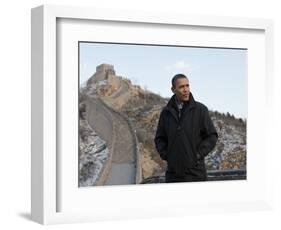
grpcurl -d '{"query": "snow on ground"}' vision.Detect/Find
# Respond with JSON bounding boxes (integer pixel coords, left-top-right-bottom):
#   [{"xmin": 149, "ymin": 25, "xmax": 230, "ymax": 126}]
[{"xmin": 79, "ymin": 119, "xmax": 110, "ymax": 187}]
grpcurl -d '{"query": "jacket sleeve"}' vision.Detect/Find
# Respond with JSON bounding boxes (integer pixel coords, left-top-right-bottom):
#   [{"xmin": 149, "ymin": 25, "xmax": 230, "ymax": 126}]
[
  {"xmin": 197, "ymin": 106, "xmax": 218, "ymax": 159},
  {"xmin": 154, "ymin": 110, "xmax": 168, "ymax": 161}
]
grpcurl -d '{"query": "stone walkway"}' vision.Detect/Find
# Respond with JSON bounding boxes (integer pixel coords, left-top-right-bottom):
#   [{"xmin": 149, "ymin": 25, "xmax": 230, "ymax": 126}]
[
  {"xmin": 87, "ymin": 78, "xmax": 137, "ymax": 185},
  {"xmin": 105, "ymin": 108, "xmax": 136, "ymax": 185}
]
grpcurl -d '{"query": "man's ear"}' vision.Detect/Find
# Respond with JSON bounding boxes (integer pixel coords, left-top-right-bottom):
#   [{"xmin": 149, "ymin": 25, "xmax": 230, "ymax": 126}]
[{"xmin": 171, "ymin": 87, "xmax": 175, "ymax": 93}]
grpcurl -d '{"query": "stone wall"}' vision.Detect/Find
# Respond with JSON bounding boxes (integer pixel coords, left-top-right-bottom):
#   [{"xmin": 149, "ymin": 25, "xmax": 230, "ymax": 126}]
[
  {"xmin": 98, "ymin": 97, "xmax": 142, "ymax": 183},
  {"xmin": 107, "ymin": 74, "xmax": 122, "ymax": 95},
  {"xmin": 85, "ymin": 94, "xmax": 141, "ymax": 185},
  {"xmin": 96, "ymin": 63, "xmax": 115, "ymax": 75},
  {"xmin": 109, "ymin": 79, "xmax": 132, "ymax": 109},
  {"xmin": 85, "ymin": 96, "xmax": 115, "ymax": 185}
]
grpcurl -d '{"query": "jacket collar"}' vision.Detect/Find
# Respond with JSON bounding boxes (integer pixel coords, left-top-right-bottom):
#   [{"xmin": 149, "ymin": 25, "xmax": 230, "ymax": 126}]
[{"xmin": 164, "ymin": 92, "xmax": 196, "ymax": 122}]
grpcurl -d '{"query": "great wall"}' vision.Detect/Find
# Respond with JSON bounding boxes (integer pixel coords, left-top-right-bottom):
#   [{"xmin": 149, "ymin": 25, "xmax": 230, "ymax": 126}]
[{"xmin": 81, "ymin": 64, "xmax": 142, "ymax": 185}]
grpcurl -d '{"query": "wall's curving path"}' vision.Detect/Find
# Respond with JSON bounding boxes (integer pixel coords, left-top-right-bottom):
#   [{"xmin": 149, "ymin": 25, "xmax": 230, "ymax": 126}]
[{"xmin": 85, "ymin": 95, "xmax": 138, "ymax": 185}]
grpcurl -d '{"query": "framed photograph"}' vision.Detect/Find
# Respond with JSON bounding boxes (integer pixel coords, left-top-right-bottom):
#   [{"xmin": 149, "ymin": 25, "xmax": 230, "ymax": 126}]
[{"xmin": 31, "ymin": 4, "xmax": 274, "ymax": 225}]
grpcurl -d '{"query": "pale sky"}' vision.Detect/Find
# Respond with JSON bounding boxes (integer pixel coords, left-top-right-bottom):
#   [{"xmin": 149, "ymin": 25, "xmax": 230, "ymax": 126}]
[{"xmin": 79, "ymin": 42, "xmax": 247, "ymax": 119}]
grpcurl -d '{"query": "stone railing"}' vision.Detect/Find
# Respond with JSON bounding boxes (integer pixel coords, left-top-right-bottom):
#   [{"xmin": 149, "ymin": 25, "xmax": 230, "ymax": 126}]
[{"xmin": 140, "ymin": 169, "xmax": 247, "ymax": 184}]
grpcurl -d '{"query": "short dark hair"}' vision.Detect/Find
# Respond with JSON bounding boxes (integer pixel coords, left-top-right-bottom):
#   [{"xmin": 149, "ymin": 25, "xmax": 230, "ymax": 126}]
[{"xmin": 171, "ymin": 74, "xmax": 187, "ymax": 88}]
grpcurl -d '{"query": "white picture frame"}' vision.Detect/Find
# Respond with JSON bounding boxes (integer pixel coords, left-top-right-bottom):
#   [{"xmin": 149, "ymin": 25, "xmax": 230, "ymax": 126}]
[{"xmin": 31, "ymin": 4, "xmax": 274, "ymax": 225}]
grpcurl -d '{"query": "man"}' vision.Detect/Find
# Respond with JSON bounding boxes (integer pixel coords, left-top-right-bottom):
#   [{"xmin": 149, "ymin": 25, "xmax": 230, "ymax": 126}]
[{"xmin": 154, "ymin": 74, "xmax": 218, "ymax": 183}]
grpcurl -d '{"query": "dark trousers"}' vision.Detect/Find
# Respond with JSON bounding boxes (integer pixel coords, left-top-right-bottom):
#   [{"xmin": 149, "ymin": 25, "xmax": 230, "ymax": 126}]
[{"xmin": 165, "ymin": 164, "xmax": 207, "ymax": 183}]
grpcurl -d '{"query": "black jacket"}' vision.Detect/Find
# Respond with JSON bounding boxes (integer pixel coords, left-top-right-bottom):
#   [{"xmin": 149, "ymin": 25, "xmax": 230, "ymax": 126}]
[{"xmin": 154, "ymin": 92, "xmax": 218, "ymax": 177}]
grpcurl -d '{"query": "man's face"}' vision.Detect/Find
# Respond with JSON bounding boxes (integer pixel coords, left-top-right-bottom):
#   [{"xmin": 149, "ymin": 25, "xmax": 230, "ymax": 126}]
[{"xmin": 171, "ymin": 77, "xmax": 190, "ymax": 102}]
